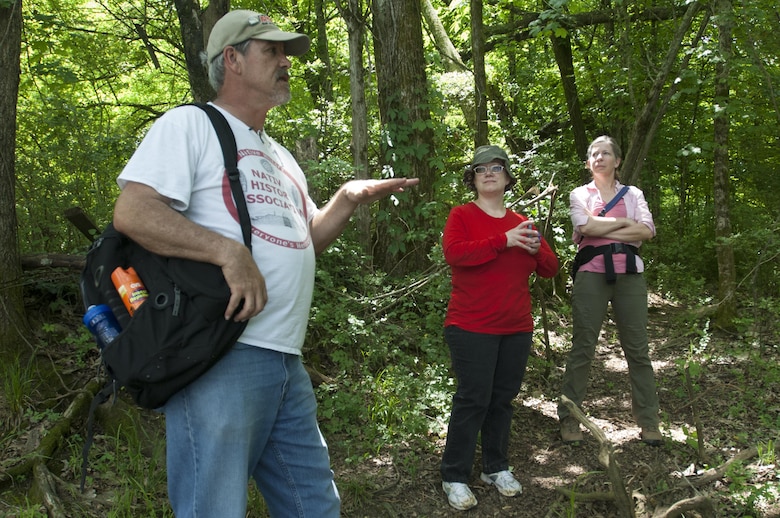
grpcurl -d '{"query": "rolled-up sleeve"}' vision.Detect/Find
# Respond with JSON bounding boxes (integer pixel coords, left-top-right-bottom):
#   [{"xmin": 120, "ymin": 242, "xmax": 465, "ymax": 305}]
[
  {"xmin": 629, "ymin": 187, "xmax": 656, "ymax": 237},
  {"xmin": 570, "ymin": 187, "xmax": 591, "ymax": 243}
]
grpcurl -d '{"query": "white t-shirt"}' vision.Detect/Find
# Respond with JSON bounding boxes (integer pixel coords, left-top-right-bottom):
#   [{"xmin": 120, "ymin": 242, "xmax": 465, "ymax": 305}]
[{"xmin": 117, "ymin": 103, "xmax": 318, "ymax": 355}]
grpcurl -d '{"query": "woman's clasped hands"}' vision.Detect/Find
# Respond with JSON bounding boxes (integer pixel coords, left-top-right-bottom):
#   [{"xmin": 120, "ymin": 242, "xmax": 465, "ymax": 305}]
[{"xmin": 505, "ymin": 221, "xmax": 542, "ymax": 254}]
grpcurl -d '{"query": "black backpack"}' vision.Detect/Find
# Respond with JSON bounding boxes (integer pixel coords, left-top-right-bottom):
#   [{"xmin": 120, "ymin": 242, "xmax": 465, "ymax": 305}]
[{"xmin": 79, "ymin": 103, "xmax": 252, "ymax": 489}]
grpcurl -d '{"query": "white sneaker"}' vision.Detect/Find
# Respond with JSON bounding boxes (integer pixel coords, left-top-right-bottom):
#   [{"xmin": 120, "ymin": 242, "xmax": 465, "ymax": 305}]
[
  {"xmin": 480, "ymin": 470, "xmax": 522, "ymax": 497},
  {"xmin": 442, "ymin": 481, "xmax": 478, "ymax": 510}
]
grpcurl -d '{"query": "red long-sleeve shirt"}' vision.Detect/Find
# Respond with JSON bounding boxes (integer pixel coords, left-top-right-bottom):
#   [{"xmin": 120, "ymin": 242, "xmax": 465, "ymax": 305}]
[{"xmin": 443, "ymin": 202, "xmax": 559, "ymax": 334}]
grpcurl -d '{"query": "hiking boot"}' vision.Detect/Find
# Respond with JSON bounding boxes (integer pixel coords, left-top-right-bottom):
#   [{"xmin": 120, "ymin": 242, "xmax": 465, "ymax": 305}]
[
  {"xmin": 641, "ymin": 427, "xmax": 663, "ymax": 446},
  {"xmin": 442, "ymin": 481, "xmax": 477, "ymax": 511},
  {"xmin": 560, "ymin": 416, "xmax": 583, "ymax": 443},
  {"xmin": 480, "ymin": 470, "xmax": 522, "ymax": 497}
]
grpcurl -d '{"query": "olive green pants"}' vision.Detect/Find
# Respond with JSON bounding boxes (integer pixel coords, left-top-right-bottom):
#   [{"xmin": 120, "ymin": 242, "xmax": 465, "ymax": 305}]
[{"xmin": 558, "ymin": 272, "xmax": 660, "ymax": 429}]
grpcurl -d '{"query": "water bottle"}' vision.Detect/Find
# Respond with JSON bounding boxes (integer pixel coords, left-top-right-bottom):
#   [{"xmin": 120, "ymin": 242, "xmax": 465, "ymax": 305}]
[{"xmin": 83, "ymin": 304, "xmax": 122, "ymax": 349}]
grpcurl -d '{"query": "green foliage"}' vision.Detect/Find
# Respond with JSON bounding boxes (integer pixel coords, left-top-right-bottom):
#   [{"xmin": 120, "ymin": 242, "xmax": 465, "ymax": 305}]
[
  {"xmin": 722, "ymin": 460, "xmax": 771, "ymax": 515},
  {"xmin": 308, "ymin": 241, "xmax": 453, "ymax": 462},
  {"xmin": 13, "ymin": 0, "xmax": 779, "ymax": 315},
  {"xmin": 528, "ymin": 0, "xmax": 571, "ymax": 39},
  {"xmin": 7, "ymin": 0, "xmax": 780, "ymax": 511},
  {"xmin": 17, "ymin": 0, "xmax": 196, "ymax": 253},
  {"xmin": 316, "ymin": 362, "xmax": 453, "ymax": 461},
  {"xmin": 64, "ymin": 423, "xmax": 172, "ymax": 517},
  {"xmin": 2, "ymin": 355, "xmax": 33, "ymax": 421}
]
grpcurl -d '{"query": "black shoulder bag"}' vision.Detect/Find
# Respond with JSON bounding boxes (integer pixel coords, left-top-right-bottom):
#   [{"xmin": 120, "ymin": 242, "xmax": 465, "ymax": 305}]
[{"xmin": 79, "ymin": 103, "xmax": 251, "ymax": 489}]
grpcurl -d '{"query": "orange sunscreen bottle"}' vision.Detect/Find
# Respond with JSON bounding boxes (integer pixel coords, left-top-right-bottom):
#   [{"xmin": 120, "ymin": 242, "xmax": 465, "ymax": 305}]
[{"xmin": 111, "ymin": 267, "xmax": 149, "ymax": 316}]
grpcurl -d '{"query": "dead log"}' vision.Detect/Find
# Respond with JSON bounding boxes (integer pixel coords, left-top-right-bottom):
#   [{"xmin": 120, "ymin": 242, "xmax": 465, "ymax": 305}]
[
  {"xmin": 649, "ymin": 445, "xmax": 762, "ymax": 517},
  {"xmin": 19, "ymin": 206, "xmax": 97, "ymax": 272},
  {"xmin": 560, "ymin": 395, "xmax": 636, "ymax": 518}
]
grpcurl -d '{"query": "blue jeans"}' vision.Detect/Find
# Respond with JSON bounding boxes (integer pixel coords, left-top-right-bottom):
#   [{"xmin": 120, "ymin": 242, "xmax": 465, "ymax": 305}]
[
  {"xmin": 163, "ymin": 343, "xmax": 340, "ymax": 518},
  {"xmin": 440, "ymin": 326, "xmax": 532, "ymax": 482}
]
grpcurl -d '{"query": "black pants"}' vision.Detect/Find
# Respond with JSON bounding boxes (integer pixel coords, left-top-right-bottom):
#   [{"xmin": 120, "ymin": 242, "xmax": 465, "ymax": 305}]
[{"xmin": 440, "ymin": 326, "xmax": 532, "ymax": 482}]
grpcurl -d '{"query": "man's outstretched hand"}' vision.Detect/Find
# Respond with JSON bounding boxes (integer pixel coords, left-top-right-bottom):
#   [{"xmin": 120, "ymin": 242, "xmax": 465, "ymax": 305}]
[{"xmin": 341, "ymin": 178, "xmax": 420, "ymax": 205}]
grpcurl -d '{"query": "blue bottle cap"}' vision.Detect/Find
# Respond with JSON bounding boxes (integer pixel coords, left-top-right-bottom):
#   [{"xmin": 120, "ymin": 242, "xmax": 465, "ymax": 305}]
[{"xmin": 83, "ymin": 304, "xmax": 111, "ymax": 326}]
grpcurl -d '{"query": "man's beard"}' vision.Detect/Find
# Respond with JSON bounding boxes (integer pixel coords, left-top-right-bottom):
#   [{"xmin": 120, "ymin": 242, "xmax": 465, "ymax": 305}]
[{"xmin": 270, "ymin": 86, "xmax": 292, "ymax": 106}]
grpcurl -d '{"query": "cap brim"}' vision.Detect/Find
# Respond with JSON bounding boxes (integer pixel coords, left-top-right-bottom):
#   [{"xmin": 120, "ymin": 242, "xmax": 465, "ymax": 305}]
[{"xmin": 259, "ymin": 30, "xmax": 310, "ymax": 56}]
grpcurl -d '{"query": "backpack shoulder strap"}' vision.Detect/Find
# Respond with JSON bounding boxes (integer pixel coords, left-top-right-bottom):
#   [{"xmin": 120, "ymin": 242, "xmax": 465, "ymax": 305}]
[
  {"xmin": 190, "ymin": 103, "xmax": 252, "ymax": 250},
  {"xmin": 598, "ymin": 185, "xmax": 630, "ymax": 217}
]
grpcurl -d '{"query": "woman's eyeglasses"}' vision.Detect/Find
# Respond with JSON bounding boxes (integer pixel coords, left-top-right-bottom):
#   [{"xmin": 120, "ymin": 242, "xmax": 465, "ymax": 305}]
[{"xmin": 473, "ymin": 165, "xmax": 505, "ymax": 174}]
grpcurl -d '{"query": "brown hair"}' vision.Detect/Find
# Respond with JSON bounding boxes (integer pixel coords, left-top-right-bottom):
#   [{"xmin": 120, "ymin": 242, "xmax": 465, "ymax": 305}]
[
  {"xmin": 586, "ymin": 135, "xmax": 622, "ymax": 179},
  {"xmin": 587, "ymin": 135, "xmax": 622, "ymax": 160}
]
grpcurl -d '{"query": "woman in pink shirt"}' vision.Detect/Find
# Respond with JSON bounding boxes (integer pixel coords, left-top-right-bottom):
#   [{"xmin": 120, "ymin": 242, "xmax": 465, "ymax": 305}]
[
  {"xmin": 440, "ymin": 145, "xmax": 559, "ymax": 511},
  {"xmin": 558, "ymin": 135, "xmax": 662, "ymax": 446}
]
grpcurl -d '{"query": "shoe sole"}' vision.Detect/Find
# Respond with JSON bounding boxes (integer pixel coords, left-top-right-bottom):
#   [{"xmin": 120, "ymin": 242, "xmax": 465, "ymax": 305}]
[
  {"xmin": 447, "ymin": 501, "xmax": 477, "ymax": 511},
  {"xmin": 641, "ymin": 430, "xmax": 663, "ymax": 446},
  {"xmin": 446, "ymin": 497, "xmax": 477, "ymax": 511}
]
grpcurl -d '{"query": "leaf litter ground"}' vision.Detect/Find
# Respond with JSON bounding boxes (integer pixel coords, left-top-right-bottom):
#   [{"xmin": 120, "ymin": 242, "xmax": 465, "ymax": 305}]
[{"xmin": 2, "ymin": 293, "xmax": 778, "ymax": 517}]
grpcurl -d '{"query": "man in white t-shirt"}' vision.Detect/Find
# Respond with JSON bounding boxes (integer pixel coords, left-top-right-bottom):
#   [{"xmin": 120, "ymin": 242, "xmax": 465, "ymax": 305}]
[{"xmin": 113, "ymin": 10, "xmax": 418, "ymax": 517}]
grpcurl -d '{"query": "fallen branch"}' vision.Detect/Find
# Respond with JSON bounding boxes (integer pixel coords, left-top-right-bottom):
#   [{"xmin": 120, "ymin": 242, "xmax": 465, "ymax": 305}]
[
  {"xmin": 33, "ymin": 462, "xmax": 67, "ymax": 518},
  {"xmin": 0, "ymin": 379, "xmax": 101, "ymax": 488},
  {"xmin": 559, "ymin": 395, "xmax": 636, "ymax": 518},
  {"xmin": 649, "ymin": 445, "xmax": 764, "ymax": 517},
  {"xmin": 21, "ymin": 254, "xmax": 85, "ymax": 271},
  {"xmin": 651, "ymin": 494, "xmax": 715, "ymax": 518},
  {"xmin": 684, "ymin": 446, "xmax": 758, "ymax": 488}
]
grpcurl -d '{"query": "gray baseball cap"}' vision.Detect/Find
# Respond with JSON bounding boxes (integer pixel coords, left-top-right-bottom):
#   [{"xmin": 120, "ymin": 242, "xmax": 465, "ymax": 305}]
[{"xmin": 207, "ymin": 10, "xmax": 311, "ymax": 62}]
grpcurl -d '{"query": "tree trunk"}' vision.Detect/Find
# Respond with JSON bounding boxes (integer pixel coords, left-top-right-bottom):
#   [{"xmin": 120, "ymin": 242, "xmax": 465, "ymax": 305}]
[
  {"xmin": 306, "ymin": 0, "xmax": 334, "ymax": 105},
  {"xmin": 174, "ymin": 0, "xmax": 227, "ymax": 102},
  {"xmin": 338, "ymin": 0, "xmax": 372, "ymax": 253},
  {"xmin": 550, "ymin": 34, "xmax": 588, "ymax": 169},
  {"xmin": 471, "ymin": 0, "xmax": 488, "ymax": 146},
  {"xmin": 621, "ymin": 1, "xmax": 702, "ymax": 186},
  {"xmin": 371, "ymin": 0, "xmax": 436, "ymax": 273},
  {"xmin": 0, "ymin": 0, "xmax": 28, "ymax": 356},
  {"xmin": 421, "ymin": 0, "xmax": 477, "ymax": 134},
  {"xmin": 421, "ymin": 0, "xmax": 467, "ymax": 73},
  {"xmin": 713, "ymin": 0, "xmax": 736, "ymax": 328}
]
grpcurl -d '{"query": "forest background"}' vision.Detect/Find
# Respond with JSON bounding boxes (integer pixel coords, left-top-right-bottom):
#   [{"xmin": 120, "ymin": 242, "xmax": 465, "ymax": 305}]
[{"xmin": 0, "ymin": 0, "xmax": 778, "ymax": 516}]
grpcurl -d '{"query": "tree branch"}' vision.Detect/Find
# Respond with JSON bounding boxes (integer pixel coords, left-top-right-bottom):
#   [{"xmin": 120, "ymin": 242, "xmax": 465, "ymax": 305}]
[{"xmin": 559, "ymin": 395, "xmax": 636, "ymax": 517}]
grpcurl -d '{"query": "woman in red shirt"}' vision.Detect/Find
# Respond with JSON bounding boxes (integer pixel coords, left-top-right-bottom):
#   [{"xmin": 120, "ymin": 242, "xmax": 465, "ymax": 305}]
[{"xmin": 440, "ymin": 145, "xmax": 559, "ymax": 511}]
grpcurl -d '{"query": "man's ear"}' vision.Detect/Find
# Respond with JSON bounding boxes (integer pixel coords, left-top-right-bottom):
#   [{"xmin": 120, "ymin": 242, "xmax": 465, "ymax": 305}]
[{"xmin": 223, "ymin": 47, "xmax": 240, "ymax": 70}]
